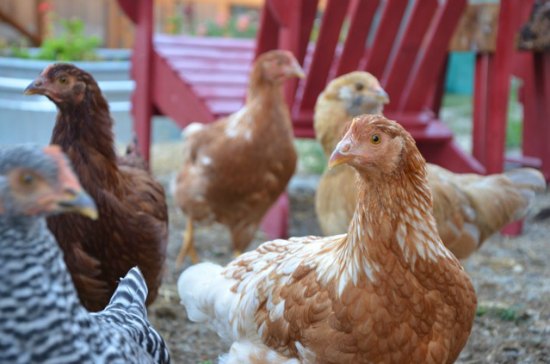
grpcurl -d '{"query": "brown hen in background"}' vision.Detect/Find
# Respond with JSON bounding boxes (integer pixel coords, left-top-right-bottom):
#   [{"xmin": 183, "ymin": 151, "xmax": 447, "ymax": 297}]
[
  {"xmin": 174, "ymin": 50, "xmax": 304, "ymax": 265},
  {"xmin": 25, "ymin": 64, "xmax": 169, "ymax": 311},
  {"xmin": 315, "ymin": 71, "xmax": 546, "ymax": 259}
]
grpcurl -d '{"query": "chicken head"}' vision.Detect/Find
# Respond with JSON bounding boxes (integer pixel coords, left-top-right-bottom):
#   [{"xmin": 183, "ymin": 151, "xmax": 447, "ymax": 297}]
[
  {"xmin": 0, "ymin": 145, "xmax": 97, "ymax": 219},
  {"xmin": 329, "ymin": 114, "xmax": 415, "ymax": 177},
  {"xmin": 255, "ymin": 50, "xmax": 305, "ymax": 84},
  {"xmin": 24, "ymin": 63, "xmax": 98, "ymax": 107}
]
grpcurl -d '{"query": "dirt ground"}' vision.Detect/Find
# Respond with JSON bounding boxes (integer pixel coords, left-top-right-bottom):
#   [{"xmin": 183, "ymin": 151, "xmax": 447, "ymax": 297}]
[{"xmin": 148, "ymin": 148, "xmax": 550, "ymax": 364}]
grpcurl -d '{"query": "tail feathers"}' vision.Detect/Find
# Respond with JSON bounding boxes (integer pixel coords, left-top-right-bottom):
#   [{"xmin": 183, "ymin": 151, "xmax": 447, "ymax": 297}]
[
  {"xmin": 106, "ymin": 267, "xmax": 148, "ymax": 320},
  {"xmin": 219, "ymin": 341, "xmax": 300, "ymax": 364},
  {"xmin": 503, "ymin": 168, "xmax": 547, "ymax": 219},
  {"xmin": 178, "ymin": 262, "xmax": 241, "ymax": 342}
]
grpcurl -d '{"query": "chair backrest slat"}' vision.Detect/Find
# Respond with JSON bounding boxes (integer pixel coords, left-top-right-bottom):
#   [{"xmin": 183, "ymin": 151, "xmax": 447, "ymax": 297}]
[
  {"xmin": 382, "ymin": 0, "xmax": 438, "ymax": 111},
  {"xmin": 334, "ymin": 0, "xmax": 380, "ymax": 77},
  {"xmin": 361, "ymin": 0, "xmax": 408, "ymax": 79},
  {"xmin": 298, "ymin": 0, "xmax": 351, "ymax": 111},
  {"xmin": 399, "ymin": 0, "xmax": 467, "ymax": 111}
]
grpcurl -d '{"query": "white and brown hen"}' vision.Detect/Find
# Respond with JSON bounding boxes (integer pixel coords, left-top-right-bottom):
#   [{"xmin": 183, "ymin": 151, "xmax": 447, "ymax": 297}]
[
  {"xmin": 315, "ymin": 71, "xmax": 546, "ymax": 259},
  {"xmin": 174, "ymin": 50, "xmax": 304, "ymax": 265},
  {"xmin": 178, "ymin": 115, "xmax": 477, "ymax": 364}
]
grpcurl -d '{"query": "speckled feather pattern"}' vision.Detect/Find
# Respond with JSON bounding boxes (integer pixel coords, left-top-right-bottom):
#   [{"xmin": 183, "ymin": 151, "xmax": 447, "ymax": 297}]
[
  {"xmin": 179, "ymin": 116, "xmax": 477, "ymax": 364},
  {"xmin": 0, "ymin": 218, "xmax": 170, "ymax": 364}
]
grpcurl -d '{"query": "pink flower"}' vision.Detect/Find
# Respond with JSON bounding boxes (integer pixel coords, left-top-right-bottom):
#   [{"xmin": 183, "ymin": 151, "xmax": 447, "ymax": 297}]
[
  {"xmin": 236, "ymin": 14, "xmax": 250, "ymax": 32},
  {"xmin": 38, "ymin": 1, "xmax": 53, "ymax": 13},
  {"xmin": 215, "ymin": 12, "xmax": 228, "ymax": 28}
]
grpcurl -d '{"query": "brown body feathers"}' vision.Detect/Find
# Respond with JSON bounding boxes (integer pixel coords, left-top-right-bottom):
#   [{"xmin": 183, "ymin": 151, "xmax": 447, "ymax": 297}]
[{"xmin": 25, "ymin": 64, "xmax": 168, "ymax": 311}]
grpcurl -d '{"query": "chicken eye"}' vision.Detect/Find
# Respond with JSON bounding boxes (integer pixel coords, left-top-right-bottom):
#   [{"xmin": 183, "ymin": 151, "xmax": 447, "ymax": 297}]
[
  {"xmin": 370, "ymin": 134, "xmax": 381, "ymax": 144},
  {"xmin": 20, "ymin": 173, "xmax": 35, "ymax": 186},
  {"xmin": 355, "ymin": 82, "xmax": 364, "ymax": 91},
  {"xmin": 59, "ymin": 76, "xmax": 68, "ymax": 84}
]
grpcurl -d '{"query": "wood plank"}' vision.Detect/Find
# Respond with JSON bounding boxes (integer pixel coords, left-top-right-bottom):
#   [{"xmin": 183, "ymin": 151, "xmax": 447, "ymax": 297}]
[
  {"xmin": 482, "ymin": 0, "xmax": 520, "ymax": 173},
  {"xmin": 532, "ymin": 53, "xmax": 550, "ymax": 180},
  {"xmin": 298, "ymin": 0, "xmax": 351, "ymax": 111},
  {"xmin": 400, "ymin": 0, "xmax": 467, "ymax": 111},
  {"xmin": 334, "ymin": 0, "xmax": 380, "ymax": 77},
  {"xmin": 382, "ymin": 0, "xmax": 437, "ymax": 112},
  {"xmin": 361, "ymin": 0, "xmax": 408, "ymax": 79},
  {"xmin": 152, "ymin": 52, "xmax": 215, "ymax": 127},
  {"xmin": 132, "ymin": 0, "xmax": 154, "ymax": 161},
  {"xmin": 255, "ymin": 0, "xmax": 280, "ymax": 56},
  {"xmin": 155, "ymin": 35, "xmax": 255, "ymax": 49},
  {"xmin": 193, "ymin": 85, "xmax": 247, "ymax": 99},
  {"xmin": 207, "ymin": 100, "xmax": 245, "ymax": 115},
  {"xmin": 168, "ymin": 60, "xmax": 251, "ymax": 73},
  {"xmin": 181, "ymin": 73, "xmax": 249, "ymax": 84},
  {"xmin": 156, "ymin": 47, "xmax": 254, "ymax": 61},
  {"xmin": 472, "ymin": 54, "xmax": 490, "ymax": 165}
]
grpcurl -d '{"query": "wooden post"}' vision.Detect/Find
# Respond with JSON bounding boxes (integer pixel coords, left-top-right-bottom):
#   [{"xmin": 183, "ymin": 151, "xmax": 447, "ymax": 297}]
[{"xmin": 132, "ymin": 0, "xmax": 154, "ymax": 162}]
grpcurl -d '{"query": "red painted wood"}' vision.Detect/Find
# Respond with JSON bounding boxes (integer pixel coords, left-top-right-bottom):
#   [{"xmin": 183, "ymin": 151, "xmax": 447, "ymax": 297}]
[
  {"xmin": 516, "ymin": 53, "xmax": 540, "ymax": 159},
  {"xmin": 472, "ymin": 54, "xmax": 490, "ymax": 166},
  {"xmin": 152, "ymin": 52, "xmax": 215, "ymax": 128},
  {"xmin": 334, "ymin": 0, "xmax": 379, "ymax": 77},
  {"xmin": 260, "ymin": 193, "xmax": 289, "ymax": 240},
  {"xmin": 298, "ymin": 0, "xmax": 351, "ymax": 111},
  {"xmin": 267, "ymin": 0, "xmax": 295, "ymax": 27},
  {"xmin": 255, "ymin": 1, "xmax": 280, "ymax": 57},
  {"xmin": 418, "ymin": 142, "xmax": 485, "ymax": 174},
  {"xmin": 482, "ymin": 0, "xmax": 522, "ymax": 174},
  {"xmin": 383, "ymin": 0, "xmax": 437, "ymax": 112},
  {"xmin": 156, "ymin": 34, "xmax": 255, "ymax": 49},
  {"xmin": 278, "ymin": 1, "xmax": 305, "ymax": 106},
  {"xmin": 429, "ymin": 54, "xmax": 449, "ymax": 118},
  {"xmin": 501, "ymin": 220, "xmax": 524, "ymax": 236},
  {"xmin": 295, "ymin": 0, "xmax": 319, "ymax": 65},
  {"xmin": 361, "ymin": 0, "xmax": 408, "ymax": 79},
  {"xmin": 117, "ymin": 0, "xmax": 137, "ymax": 23},
  {"xmin": 533, "ymin": 53, "xmax": 550, "ymax": 181},
  {"xmin": 132, "ymin": 0, "xmax": 154, "ymax": 162},
  {"xmin": 400, "ymin": 0, "xmax": 467, "ymax": 111}
]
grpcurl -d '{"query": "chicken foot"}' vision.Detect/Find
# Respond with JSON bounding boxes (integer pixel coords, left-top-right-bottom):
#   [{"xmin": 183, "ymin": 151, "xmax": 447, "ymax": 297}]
[{"xmin": 176, "ymin": 218, "xmax": 199, "ymax": 267}]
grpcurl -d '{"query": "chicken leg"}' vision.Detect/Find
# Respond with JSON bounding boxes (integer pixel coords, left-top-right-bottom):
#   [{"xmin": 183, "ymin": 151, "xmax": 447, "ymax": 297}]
[{"xmin": 176, "ymin": 218, "xmax": 199, "ymax": 267}]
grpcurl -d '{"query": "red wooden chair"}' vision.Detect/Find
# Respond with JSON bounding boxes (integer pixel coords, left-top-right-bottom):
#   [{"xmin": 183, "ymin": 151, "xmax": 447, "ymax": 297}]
[
  {"xmin": 505, "ymin": 0, "xmax": 550, "ymax": 182},
  {"xmin": 116, "ymin": 0, "xmax": 535, "ymax": 238}
]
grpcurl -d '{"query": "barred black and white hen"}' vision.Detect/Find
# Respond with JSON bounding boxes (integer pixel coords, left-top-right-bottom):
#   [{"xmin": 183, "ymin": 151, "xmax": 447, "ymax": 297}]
[{"xmin": 0, "ymin": 145, "xmax": 170, "ymax": 364}]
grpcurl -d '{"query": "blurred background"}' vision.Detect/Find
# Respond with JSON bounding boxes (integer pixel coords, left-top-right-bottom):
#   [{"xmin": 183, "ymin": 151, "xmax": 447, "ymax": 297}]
[{"xmin": 0, "ymin": 0, "xmax": 518, "ymax": 175}]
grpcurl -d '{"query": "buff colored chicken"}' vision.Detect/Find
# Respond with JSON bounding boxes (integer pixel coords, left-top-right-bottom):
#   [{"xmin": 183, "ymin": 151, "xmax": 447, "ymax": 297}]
[
  {"xmin": 315, "ymin": 72, "xmax": 546, "ymax": 259},
  {"xmin": 174, "ymin": 50, "xmax": 304, "ymax": 265},
  {"xmin": 178, "ymin": 115, "xmax": 477, "ymax": 364}
]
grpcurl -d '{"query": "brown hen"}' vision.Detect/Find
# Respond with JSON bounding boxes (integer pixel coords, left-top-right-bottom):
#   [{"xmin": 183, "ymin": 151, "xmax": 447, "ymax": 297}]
[
  {"xmin": 179, "ymin": 115, "xmax": 477, "ymax": 364},
  {"xmin": 315, "ymin": 71, "xmax": 546, "ymax": 259},
  {"xmin": 24, "ymin": 64, "xmax": 169, "ymax": 311},
  {"xmin": 174, "ymin": 50, "xmax": 304, "ymax": 265}
]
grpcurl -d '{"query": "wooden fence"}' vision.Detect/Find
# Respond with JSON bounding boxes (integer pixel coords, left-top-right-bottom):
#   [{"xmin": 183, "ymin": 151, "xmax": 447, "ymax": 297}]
[{"xmin": 0, "ymin": 0, "xmax": 264, "ymax": 49}]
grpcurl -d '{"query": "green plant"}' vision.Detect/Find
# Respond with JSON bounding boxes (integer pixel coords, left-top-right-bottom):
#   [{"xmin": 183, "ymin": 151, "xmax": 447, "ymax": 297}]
[
  {"xmin": 476, "ymin": 303, "xmax": 525, "ymax": 322},
  {"xmin": 35, "ymin": 18, "xmax": 101, "ymax": 61}
]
